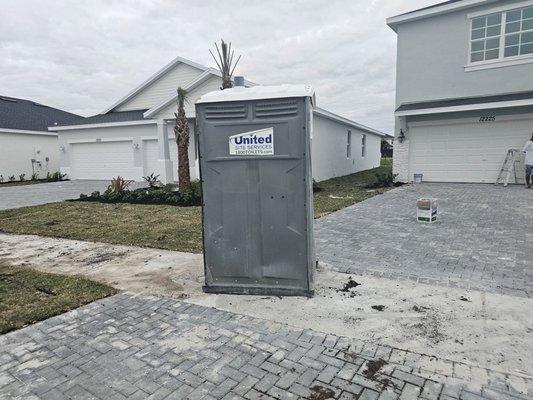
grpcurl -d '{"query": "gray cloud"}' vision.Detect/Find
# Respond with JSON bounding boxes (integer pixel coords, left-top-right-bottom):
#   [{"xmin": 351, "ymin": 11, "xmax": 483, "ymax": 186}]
[{"xmin": 0, "ymin": 0, "xmax": 440, "ymax": 134}]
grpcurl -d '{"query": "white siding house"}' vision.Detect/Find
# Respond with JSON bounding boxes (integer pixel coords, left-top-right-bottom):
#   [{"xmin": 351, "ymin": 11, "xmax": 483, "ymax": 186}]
[
  {"xmin": 312, "ymin": 109, "xmax": 383, "ymax": 182},
  {"xmin": 388, "ymin": 0, "xmax": 533, "ymax": 183},
  {"xmin": 0, "ymin": 96, "xmax": 80, "ymax": 181},
  {"xmin": 53, "ymin": 56, "xmax": 387, "ymax": 183}
]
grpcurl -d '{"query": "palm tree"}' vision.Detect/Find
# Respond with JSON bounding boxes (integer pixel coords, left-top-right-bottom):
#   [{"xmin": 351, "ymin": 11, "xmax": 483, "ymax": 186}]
[
  {"xmin": 174, "ymin": 87, "xmax": 191, "ymax": 189},
  {"xmin": 210, "ymin": 39, "xmax": 241, "ymax": 89}
]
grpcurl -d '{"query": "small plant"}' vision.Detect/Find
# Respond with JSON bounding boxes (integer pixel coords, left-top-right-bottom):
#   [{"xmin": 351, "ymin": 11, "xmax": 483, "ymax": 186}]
[
  {"xmin": 143, "ymin": 173, "xmax": 160, "ymax": 189},
  {"xmin": 0, "ymin": 175, "xmax": 4, "ymax": 183},
  {"xmin": 46, "ymin": 171, "xmax": 66, "ymax": 182},
  {"xmin": 31, "ymin": 173, "xmax": 39, "ymax": 181},
  {"xmin": 8, "ymin": 175, "xmax": 15, "ymax": 182},
  {"xmin": 107, "ymin": 176, "xmax": 132, "ymax": 194},
  {"xmin": 19, "ymin": 174, "xmax": 26, "ymax": 182}
]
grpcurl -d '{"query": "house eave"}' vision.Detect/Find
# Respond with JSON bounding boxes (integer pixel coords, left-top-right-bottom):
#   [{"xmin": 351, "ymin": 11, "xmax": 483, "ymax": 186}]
[
  {"xmin": 0, "ymin": 128, "xmax": 58, "ymax": 137},
  {"xmin": 386, "ymin": 0, "xmax": 498, "ymax": 32},
  {"xmin": 313, "ymin": 108, "xmax": 388, "ymax": 137},
  {"xmin": 49, "ymin": 119, "xmax": 158, "ymax": 131},
  {"xmin": 395, "ymin": 98, "xmax": 533, "ymax": 117}
]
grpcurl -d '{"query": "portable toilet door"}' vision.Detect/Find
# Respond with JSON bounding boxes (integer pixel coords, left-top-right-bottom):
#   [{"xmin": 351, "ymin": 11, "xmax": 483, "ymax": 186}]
[{"xmin": 196, "ymin": 84, "xmax": 316, "ymax": 297}]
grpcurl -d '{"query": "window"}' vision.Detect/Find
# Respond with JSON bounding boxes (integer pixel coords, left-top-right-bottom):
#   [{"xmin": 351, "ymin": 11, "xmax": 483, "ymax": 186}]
[
  {"xmin": 470, "ymin": 13, "xmax": 502, "ymax": 62},
  {"xmin": 346, "ymin": 130, "xmax": 351, "ymax": 158},
  {"xmin": 470, "ymin": 5, "xmax": 533, "ymax": 64},
  {"xmin": 361, "ymin": 134, "xmax": 366, "ymax": 157},
  {"xmin": 504, "ymin": 5, "xmax": 533, "ymax": 57}
]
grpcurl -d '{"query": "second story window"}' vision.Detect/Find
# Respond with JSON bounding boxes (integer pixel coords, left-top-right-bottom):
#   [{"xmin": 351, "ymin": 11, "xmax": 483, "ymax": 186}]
[
  {"xmin": 504, "ymin": 6, "xmax": 533, "ymax": 57},
  {"xmin": 470, "ymin": 13, "xmax": 502, "ymax": 62},
  {"xmin": 470, "ymin": 5, "xmax": 533, "ymax": 64}
]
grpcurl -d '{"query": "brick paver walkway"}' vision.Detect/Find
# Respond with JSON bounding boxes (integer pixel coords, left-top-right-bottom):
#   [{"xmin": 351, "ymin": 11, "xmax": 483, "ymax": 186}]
[
  {"xmin": 315, "ymin": 184, "xmax": 532, "ymax": 297},
  {"xmin": 1, "ymin": 294, "xmax": 530, "ymax": 399}
]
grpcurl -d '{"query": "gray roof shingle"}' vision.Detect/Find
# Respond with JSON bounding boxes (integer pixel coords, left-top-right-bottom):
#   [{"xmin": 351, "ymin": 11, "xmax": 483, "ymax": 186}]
[
  {"xmin": 0, "ymin": 96, "xmax": 81, "ymax": 131},
  {"xmin": 396, "ymin": 90, "xmax": 533, "ymax": 112}
]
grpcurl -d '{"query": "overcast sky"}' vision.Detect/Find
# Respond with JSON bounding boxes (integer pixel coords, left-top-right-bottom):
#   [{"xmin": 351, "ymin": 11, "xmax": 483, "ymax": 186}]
[{"xmin": 1, "ymin": 0, "xmax": 441, "ymax": 135}]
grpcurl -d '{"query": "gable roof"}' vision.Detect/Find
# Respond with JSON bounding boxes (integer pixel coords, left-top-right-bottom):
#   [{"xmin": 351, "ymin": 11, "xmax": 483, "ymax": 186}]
[
  {"xmin": 0, "ymin": 95, "xmax": 80, "ymax": 132},
  {"xmin": 100, "ymin": 56, "xmax": 255, "ymax": 115},
  {"xmin": 100, "ymin": 56, "xmax": 209, "ymax": 114},
  {"xmin": 55, "ymin": 55, "xmax": 389, "ymax": 137},
  {"xmin": 387, "ymin": 0, "xmax": 499, "ymax": 32},
  {"xmin": 143, "ymin": 70, "xmax": 254, "ymax": 119}
]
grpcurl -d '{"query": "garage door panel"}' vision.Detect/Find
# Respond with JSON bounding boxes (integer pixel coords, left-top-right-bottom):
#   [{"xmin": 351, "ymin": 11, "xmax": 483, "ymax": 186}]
[
  {"xmin": 71, "ymin": 141, "xmax": 137, "ymax": 180},
  {"xmin": 409, "ymin": 115, "xmax": 532, "ymax": 183}
]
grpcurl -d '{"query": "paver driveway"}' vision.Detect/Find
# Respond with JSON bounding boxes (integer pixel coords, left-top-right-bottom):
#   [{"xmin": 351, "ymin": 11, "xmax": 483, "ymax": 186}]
[
  {"xmin": 0, "ymin": 180, "xmax": 143, "ymax": 210},
  {"xmin": 1, "ymin": 294, "xmax": 530, "ymax": 400},
  {"xmin": 315, "ymin": 183, "xmax": 532, "ymax": 297}
]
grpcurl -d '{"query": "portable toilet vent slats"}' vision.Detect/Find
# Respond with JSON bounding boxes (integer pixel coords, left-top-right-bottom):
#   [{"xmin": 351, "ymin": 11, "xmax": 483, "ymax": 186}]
[{"xmin": 196, "ymin": 84, "xmax": 316, "ymax": 297}]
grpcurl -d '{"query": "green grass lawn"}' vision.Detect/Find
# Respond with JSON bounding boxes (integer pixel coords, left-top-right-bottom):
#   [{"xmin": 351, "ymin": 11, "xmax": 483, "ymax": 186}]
[
  {"xmin": 0, "ymin": 161, "xmax": 393, "ymax": 253},
  {"xmin": 313, "ymin": 160, "xmax": 392, "ymax": 217},
  {"xmin": 0, "ymin": 202, "xmax": 204, "ymax": 253},
  {"xmin": 0, "ymin": 263, "xmax": 116, "ymax": 334}
]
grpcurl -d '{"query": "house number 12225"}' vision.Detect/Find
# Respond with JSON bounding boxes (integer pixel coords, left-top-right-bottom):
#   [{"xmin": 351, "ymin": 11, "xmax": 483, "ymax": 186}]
[{"xmin": 479, "ymin": 116, "xmax": 496, "ymax": 122}]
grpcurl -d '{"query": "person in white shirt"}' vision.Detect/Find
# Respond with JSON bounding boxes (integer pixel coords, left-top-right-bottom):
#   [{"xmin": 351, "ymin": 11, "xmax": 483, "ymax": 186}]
[{"xmin": 523, "ymin": 133, "xmax": 533, "ymax": 189}]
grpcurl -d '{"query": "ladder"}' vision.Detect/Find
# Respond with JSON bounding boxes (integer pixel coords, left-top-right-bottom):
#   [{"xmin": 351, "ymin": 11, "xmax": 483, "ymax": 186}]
[{"xmin": 495, "ymin": 149, "xmax": 523, "ymax": 186}]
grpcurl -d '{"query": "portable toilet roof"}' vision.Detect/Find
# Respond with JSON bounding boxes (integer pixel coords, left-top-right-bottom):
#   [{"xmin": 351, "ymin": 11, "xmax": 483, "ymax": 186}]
[{"xmin": 196, "ymin": 84, "xmax": 316, "ymax": 105}]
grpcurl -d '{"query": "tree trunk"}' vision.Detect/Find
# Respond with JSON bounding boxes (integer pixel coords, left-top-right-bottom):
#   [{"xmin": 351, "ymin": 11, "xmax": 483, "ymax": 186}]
[
  {"xmin": 174, "ymin": 89, "xmax": 191, "ymax": 189},
  {"xmin": 176, "ymin": 124, "xmax": 191, "ymax": 189}
]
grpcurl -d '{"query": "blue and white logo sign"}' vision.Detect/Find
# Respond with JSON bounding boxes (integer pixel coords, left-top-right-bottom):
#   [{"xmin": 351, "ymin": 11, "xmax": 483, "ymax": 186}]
[{"xmin": 229, "ymin": 127, "xmax": 274, "ymax": 156}]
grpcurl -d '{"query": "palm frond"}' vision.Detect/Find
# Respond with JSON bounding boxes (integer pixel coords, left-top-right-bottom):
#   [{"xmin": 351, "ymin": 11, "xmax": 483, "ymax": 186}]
[{"xmin": 209, "ymin": 39, "xmax": 242, "ymax": 89}]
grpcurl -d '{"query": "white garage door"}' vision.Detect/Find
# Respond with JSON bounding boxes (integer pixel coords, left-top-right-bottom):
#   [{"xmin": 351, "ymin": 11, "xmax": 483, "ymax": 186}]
[
  {"xmin": 71, "ymin": 141, "xmax": 136, "ymax": 180},
  {"xmin": 409, "ymin": 116, "xmax": 532, "ymax": 183},
  {"xmin": 143, "ymin": 139, "xmax": 178, "ymax": 181}
]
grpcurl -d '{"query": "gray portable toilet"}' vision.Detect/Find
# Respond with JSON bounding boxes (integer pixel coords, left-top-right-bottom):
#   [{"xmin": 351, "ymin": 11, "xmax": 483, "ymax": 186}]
[{"xmin": 196, "ymin": 84, "xmax": 316, "ymax": 297}]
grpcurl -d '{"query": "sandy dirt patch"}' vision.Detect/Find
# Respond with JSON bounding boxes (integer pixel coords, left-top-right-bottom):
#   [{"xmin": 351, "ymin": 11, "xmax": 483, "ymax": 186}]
[
  {"xmin": 0, "ymin": 232, "xmax": 203, "ymax": 299},
  {"xmin": 1, "ymin": 232, "xmax": 531, "ymax": 379}
]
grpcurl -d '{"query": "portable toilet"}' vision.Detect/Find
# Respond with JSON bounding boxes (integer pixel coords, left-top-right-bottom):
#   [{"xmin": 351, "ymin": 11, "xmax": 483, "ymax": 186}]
[{"xmin": 195, "ymin": 83, "xmax": 316, "ymax": 297}]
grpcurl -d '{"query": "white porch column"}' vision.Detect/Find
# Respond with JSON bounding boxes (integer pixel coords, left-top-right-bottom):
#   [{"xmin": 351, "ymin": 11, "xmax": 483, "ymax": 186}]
[{"xmin": 157, "ymin": 119, "xmax": 174, "ymax": 184}]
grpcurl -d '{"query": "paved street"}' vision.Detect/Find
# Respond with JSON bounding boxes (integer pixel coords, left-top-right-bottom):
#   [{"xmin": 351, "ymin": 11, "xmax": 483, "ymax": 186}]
[
  {"xmin": 1, "ymin": 293, "xmax": 530, "ymax": 400},
  {"xmin": 315, "ymin": 183, "xmax": 533, "ymax": 297}
]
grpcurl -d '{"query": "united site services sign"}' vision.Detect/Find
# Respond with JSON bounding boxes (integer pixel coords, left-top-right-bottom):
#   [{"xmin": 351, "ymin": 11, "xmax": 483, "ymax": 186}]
[{"xmin": 229, "ymin": 127, "xmax": 274, "ymax": 156}]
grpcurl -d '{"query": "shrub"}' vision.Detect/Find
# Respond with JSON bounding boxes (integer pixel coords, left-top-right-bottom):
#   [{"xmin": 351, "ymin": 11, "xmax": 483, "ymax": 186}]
[
  {"xmin": 31, "ymin": 173, "xmax": 39, "ymax": 181},
  {"xmin": 143, "ymin": 173, "xmax": 160, "ymax": 189},
  {"xmin": 8, "ymin": 175, "xmax": 15, "ymax": 182},
  {"xmin": 77, "ymin": 180, "xmax": 202, "ymax": 207},
  {"xmin": 0, "ymin": 175, "xmax": 4, "ymax": 183},
  {"xmin": 19, "ymin": 174, "xmax": 26, "ymax": 182},
  {"xmin": 364, "ymin": 170, "xmax": 395, "ymax": 189}
]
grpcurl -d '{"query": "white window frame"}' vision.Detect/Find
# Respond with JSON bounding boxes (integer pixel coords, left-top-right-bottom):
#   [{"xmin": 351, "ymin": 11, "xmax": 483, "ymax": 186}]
[
  {"xmin": 361, "ymin": 134, "xmax": 366, "ymax": 158},
  {"xmin": 465, "ymin": 0, "xmax": 533, "ymax": 71},
  {"xmin": 346, "ymin": 130, "xmax": 352, "ymax": 158}
]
